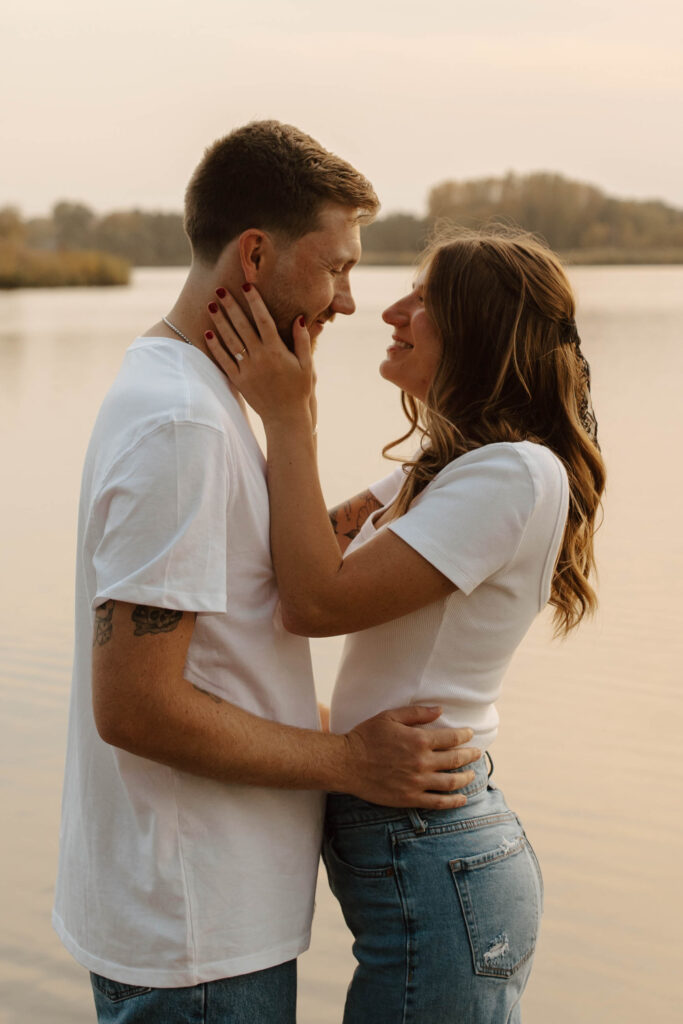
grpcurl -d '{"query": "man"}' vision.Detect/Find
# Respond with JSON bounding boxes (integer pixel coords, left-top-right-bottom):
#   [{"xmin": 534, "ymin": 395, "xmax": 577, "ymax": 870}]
[{"xmin": 53, "ymin": 121, "xmax": 478, "ymax": 1023}]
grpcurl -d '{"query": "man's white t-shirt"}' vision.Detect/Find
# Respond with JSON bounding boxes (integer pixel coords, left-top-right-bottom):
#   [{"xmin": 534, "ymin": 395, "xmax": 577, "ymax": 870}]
[
  {"xmin": 331, "ymin": 442, "xmax": 569, "ymax": 747},
  {"xmin": 53, "ymin": 338, "xmax": 324, "ymax": 987}
]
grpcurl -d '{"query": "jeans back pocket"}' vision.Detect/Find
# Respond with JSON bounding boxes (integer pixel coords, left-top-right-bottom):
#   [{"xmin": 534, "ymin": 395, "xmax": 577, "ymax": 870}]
[{"xmin": 449, "ymin": 833, "xmax": 542, "ymax": 979}]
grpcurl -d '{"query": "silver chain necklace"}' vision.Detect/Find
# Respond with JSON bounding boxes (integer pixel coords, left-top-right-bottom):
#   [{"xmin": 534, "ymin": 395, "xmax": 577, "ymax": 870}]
[{"xmin": 162, "ymin": 316, "xmax": 193, "ymax": 346}]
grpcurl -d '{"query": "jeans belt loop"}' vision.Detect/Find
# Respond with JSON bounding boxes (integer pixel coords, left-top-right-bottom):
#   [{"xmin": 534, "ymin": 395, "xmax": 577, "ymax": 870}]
[{"xmin": 407, "ymin": 808, "xmax": 428, "ymax": 834}]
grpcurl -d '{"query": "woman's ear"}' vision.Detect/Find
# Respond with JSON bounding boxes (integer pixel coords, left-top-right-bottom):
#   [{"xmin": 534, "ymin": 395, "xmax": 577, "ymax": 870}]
[{"xmin": 238, "ymin": 229, "xmax": 276, "ymax": 284}]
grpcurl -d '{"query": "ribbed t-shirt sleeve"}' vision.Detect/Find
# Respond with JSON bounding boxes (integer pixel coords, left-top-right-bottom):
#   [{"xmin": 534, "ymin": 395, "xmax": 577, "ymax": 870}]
[
  {"xmin": 388, "ymin": 446, "xmax": 537, "ymax": 595},
  {"xmin": 91, "ymin": 421, "xmax": 230, "ymax": 612}
]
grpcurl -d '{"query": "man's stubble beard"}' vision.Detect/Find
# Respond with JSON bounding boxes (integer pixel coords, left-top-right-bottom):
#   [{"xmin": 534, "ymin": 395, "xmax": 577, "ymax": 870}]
[
  {"xmin": 256, "ymin": 278, "xmax": 298, "ymax": 352},
  {"xmin": 259, "ymin": 280, "xmax": 322, "ymax": 354}
]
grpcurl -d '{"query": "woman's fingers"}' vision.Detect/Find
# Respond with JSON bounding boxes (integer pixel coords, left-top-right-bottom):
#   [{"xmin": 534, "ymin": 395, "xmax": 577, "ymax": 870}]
[
  {"xmin": 217, "ymin": 286, "xmax": 259, "ymax": 343},
  {"xmin": 232, "ymin": 283, "xmax": 312, "ymax": 364},
  {"xmin": 208, "ymin": 285, "xmax": 312, "ymax": 383},
  {"xmin": 207, "ymin": 292, "xmax": 252, "ymax": 364},
  {"xmin": 239, "ymin": 283, "xmax": 282, "ymax": 347},
  {"xmin": 206, "ymin": 284, "xmax": 312, "ymax": 420},
  {"xmin": 292, "ymin": 314, "xmax": 312, "ymax": 372},
  {"xmin": 204, "ymin": 329, "xmax": 240, "ymax": 379}
]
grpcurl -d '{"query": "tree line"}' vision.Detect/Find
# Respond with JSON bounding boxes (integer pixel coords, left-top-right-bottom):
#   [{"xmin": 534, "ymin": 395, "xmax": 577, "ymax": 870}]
[
  {"xmin": 362, "ymin": 172, "xmax": 683, "ymax": 263},
  {"xmin": 0, "ymin": 202, "xmax": 190, "ymax": 268},
  {"xmin": 0, "ymin": 205, "xmax": 131, "ymax": 287},
  {"xmin": 1, "ymin": 170, "xmax": 682, "ymax": 285}
]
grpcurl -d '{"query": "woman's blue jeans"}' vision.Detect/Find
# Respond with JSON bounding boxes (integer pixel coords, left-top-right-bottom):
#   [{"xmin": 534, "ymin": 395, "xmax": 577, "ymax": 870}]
[{"xmin": 323, "ymin": 756, "xmax": 543, "ymax": 1024}]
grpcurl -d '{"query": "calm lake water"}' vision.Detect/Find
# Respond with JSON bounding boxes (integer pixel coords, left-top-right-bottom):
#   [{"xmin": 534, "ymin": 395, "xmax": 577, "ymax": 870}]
[{"xmin": 1, "ymin": 266, "xmax": 681, "ymax": 1023}]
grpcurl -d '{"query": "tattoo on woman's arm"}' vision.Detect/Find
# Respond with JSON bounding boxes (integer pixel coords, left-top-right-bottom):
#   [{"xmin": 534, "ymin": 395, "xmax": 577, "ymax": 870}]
[
  {"xmin": 131, "ymin": 605, "xmax": 183, "ymax": 636},
  {"xmin": 354, "ymin": 493, "xmax": 382, "ymax": 534},
  {"xmin": 329, "ymin": 492, "xmax": 383, "ymax": 542},
  {"xmin": 93, "ymin": 600, "xmax": 115, "ymax": 647}
]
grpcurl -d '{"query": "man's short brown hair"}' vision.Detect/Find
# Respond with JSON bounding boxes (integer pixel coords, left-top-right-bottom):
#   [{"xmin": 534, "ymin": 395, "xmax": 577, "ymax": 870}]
[{"xmin": 184, "ymin": 120, "xmax": 380, "ymax": 264}]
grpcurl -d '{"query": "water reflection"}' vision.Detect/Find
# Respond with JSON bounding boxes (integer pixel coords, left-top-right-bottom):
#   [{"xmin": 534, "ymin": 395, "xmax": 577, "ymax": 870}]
[{"xmin": 1, "ymin": 267, "xmax": 681, "ymax": 1024}]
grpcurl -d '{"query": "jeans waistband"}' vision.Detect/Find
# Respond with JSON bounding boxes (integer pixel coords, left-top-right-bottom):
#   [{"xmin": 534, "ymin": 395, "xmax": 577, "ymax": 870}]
[{"xmin": 326, "ymin": 753, "xmax": 493, "ymax": 829}]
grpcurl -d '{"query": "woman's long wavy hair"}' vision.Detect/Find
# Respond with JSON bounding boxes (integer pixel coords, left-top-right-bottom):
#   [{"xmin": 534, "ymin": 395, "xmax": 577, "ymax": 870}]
[{"xmin": 384, "ymin": 227, "xmax": 606, "ymax": 636}]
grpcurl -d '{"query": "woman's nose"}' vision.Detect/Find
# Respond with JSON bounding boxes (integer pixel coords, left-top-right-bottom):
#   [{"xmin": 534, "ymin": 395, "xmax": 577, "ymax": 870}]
[{"xmin": 382, "ymin": 302, "xmax": 407, "ymax": 325}]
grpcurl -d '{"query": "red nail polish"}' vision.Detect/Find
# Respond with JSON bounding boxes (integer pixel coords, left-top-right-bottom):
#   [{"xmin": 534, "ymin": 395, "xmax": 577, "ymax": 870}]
[
  {"xmin": 205, "ymin": 330, "xmax": 214, "ymax": 340},
  {"xmin": 208, "ymin": 302, "xmax": 218, "ymax": 314},
  {"xmin": 299, "ymin": 316, "xmax": 306, "ymax": 327},
  {"xmin": 215, "ymin": 287, "xmax": 226, "ymax": 298},
  {"xmin": 242, "ymin": 283, "xmax": 251, "ymax": 292}
]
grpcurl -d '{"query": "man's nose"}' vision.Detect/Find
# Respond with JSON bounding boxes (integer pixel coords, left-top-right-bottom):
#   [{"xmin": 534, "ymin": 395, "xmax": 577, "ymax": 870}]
[{"xmin": 332, "ymin": 282, "xmax": 356, "ymax": 317}]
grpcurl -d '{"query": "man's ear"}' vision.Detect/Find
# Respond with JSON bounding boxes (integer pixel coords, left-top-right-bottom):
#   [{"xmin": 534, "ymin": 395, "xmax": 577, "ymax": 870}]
[{"xmin": 238, "ymin": 229, "xmax": 277, "ymax": 284}]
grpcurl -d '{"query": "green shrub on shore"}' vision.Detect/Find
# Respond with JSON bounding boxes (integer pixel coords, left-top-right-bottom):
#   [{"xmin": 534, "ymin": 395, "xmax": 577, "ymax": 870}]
[{"xmin": 0, "ymin": 243, "xmax": 130, "ymax": 288}]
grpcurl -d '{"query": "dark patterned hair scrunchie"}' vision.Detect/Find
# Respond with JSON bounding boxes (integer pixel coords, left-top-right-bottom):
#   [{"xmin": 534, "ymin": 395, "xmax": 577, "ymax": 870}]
[{"xmin": 561, "ymin": 320, "xmax": 600, "ymax": 450}]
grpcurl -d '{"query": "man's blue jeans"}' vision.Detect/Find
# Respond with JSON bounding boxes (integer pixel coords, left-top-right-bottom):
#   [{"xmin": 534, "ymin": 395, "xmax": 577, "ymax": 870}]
[
  {"xmin": 90, "ymin": 959, "xmax": 296, "ymax": 1023},
  {"xmin": 323, "ymin": 756, "xmax": 543, "ymax": 1023}
]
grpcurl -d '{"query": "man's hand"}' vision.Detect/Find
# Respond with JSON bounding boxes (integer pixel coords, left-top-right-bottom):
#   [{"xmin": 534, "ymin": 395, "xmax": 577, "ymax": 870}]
[
  {"xmin": 340, "ymin": 705, "xmax": 481, "ymax": 809},
  {"xmin": 92, "ymin": 601, "xmax": 479, "ymax": 801}
]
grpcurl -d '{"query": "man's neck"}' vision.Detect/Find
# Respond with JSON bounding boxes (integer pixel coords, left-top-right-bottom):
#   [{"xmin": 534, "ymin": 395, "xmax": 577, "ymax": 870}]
[
  {"xmin": 150, "ymin": 264, "xmax": 215, "ymax": 352},
  {"xmin": 143, "ymin": 261, "xmax": 248, "ymax": 410}
]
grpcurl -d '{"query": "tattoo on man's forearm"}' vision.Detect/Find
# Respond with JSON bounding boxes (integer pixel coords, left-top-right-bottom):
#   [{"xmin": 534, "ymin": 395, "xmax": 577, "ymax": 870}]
[
  {"xmin": 93, "ymin": 600, "xmax": 115, "ymax": 647},
  {"xmin": 192, "ymin": 683, "xmax": 225, "ymax": 704},
  {"xmin": 131, "ymin": 605, "xmax": 183, "ymax": 636}
]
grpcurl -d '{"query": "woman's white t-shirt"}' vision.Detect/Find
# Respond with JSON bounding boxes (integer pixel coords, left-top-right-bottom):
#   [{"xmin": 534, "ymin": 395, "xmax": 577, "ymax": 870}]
[{"xmin": 330, "ymin": 442, "xmax": 569, "ymax": 747}]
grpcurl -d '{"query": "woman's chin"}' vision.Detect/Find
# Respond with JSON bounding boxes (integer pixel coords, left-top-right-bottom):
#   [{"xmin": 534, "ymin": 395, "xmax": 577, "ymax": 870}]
[
  {"xmin": 379, "ymin": 361, "xmax": 429, "ymax": 403},
  {"xmin": 379, "ymin": 359, "xmax": 400, "ymax": 387}
]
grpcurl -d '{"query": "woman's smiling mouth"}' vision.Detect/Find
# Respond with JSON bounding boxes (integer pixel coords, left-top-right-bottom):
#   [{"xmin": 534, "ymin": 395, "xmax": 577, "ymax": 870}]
[{"xmin": 387, "ymin": 335, "xmax": 413, "ymax": 353}]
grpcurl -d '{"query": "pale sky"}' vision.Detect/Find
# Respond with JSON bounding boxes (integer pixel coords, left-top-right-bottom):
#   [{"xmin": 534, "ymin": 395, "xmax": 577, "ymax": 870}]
[{"xmin": 3, "ymin": 0, "xmax": 682, "ymax": 218}]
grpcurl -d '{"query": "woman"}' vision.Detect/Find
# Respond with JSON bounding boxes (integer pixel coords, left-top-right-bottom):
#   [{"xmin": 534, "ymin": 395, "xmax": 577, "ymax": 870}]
[{"xmin": 205, "ymin": 229, "xmax": 605, "ymax": 1023}]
